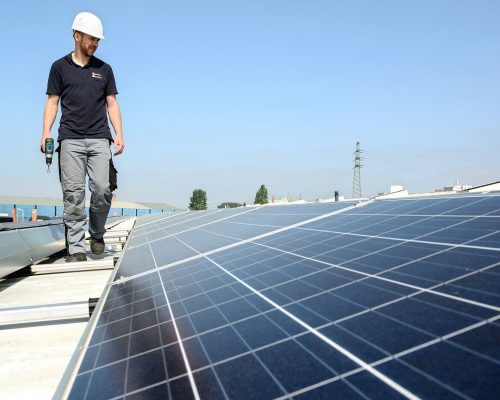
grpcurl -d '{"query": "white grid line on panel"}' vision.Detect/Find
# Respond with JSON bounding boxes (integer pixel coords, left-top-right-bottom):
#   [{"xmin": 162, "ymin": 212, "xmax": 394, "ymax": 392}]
[
  {"xmin": 112, "ymin": 203, "xmax": 362, "ymax": 285},
  {"xmin": 302, "ymin": 195, "xmax": 498, "ymax": 247},
  {"xmin": 145, "ymin": 230, "xmax": 201, "ymax": 400},
  {"xmin": 170, "ymin": 236, "xmax": 289, "ymax": 398},
  {"xmin": 274, "ymin": 313, "xmax": 500, "ymax": 400},
  {"xmin": 253, "ymin": 240, "xmax": 500, "ymax": 313},
  {"xmin": 134, "ymin": 210, "xmax": 189, "ymax": 228},
  {"xmin": 351, "ymin": 195, "xmax": 491, "ymax": 233},
  {"xmin": 77, "ymin": 300, "xmax": 500, "ymax": 394},
  {"xmin": 297, "ymin": 227, "xmax": 500, "ymax": 253},
  {"xmin": 168, "ymin": 248, "xmax": 500, "ymax": 396},
  {"xmin": 129, "ymin": 209, "xmax": 239, "ymax": 247},
  {"xmin": 191, "ymin": 222, "xmax": 500, "ymax": 311},
  {"xmin": 346, "ymin": 213, "xmax": 500, "ymax": 219},
  {"xmin": 90, "ymin": 251, "xmax": 500, "ymax": 356},
  {"xmin": 174, "ymin": 237, "xmax": 420, "ymax": 400}
]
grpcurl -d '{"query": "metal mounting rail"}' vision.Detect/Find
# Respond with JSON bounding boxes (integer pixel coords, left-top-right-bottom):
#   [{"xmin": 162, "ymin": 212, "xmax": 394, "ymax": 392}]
[
  {"xmin": 0, "ymin": 301, "xmax": 92, "ymax": 327},
  {"xmin": 32, "ymin": 259, "xmax": 115, "ymax": 275}
]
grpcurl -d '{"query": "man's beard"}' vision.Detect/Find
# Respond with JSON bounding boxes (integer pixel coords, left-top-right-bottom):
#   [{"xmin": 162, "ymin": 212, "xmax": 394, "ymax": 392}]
[{"xmin": 80, "ymin": 43, "xmax": 96, "ymax": 57}]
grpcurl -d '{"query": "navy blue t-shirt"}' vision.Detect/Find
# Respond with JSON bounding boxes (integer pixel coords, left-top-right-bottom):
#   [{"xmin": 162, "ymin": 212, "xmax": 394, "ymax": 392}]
[{"xmin": 46, "ymin": 53, "xmax": 118, "ymax": 141}]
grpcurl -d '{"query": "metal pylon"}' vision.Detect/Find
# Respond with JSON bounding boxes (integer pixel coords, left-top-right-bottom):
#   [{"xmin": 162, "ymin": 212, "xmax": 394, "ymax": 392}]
[{"xmin": 352, "ymin": 141, "xmax": 362, "ymax": 198}]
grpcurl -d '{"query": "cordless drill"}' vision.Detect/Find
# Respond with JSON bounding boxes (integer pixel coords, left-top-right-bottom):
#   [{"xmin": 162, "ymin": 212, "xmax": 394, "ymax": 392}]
[{"xmin": 44, "ymin": 138, "xmax": 54, "ymax": 173}]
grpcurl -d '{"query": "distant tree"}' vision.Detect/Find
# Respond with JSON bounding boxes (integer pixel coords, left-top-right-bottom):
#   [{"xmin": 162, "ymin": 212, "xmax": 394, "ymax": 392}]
[
  {"xmin": 217, "ymin": 202, "xmax": 243, "ymax": 209},
  {"xmin": 189, "ymin": 189, "xmax": 207, "ymax": 210},
  {"xmin": 254, "ymin": 184, "xmax": 269, "ymax": 205}
]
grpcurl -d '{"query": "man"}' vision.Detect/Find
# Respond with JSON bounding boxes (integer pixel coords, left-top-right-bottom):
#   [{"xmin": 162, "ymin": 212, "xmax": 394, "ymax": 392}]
[{"xmin": 40, "ymin": 12, "xmax": 124, "ymax": 262}]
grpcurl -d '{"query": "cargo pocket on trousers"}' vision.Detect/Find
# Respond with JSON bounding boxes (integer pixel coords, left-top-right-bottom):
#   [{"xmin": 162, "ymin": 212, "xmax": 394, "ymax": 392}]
[{"xmin": 109, "ymin": 158, "xmax": 118, "ymax": 191}]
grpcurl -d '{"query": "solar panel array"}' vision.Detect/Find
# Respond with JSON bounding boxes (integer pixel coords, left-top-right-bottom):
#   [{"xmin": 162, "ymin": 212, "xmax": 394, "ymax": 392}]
[{"xmin": 58, "ymin": 194, "xmax": 500, "ymax": 400}]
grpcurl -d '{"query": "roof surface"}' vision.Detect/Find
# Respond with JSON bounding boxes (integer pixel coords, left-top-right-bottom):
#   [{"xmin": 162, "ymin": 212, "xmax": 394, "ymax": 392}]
[{"xmin": 0, "ymin": 219, "xmax": 135, "ymax": 399}]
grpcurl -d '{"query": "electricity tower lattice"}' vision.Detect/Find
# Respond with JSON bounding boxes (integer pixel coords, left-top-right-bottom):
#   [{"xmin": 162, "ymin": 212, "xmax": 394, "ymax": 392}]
[{"xmin": 352, "ymin": 141, "xmax": 363, "ymax": 198}]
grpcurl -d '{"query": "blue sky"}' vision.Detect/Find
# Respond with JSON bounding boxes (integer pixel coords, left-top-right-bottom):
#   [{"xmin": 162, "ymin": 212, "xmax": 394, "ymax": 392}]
[{"xmin": 2, "ymin": 1, "xmax": 499, "ymax": 209}]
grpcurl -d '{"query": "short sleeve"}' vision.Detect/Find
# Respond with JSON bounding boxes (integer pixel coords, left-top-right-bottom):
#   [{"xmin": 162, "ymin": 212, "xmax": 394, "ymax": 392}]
[
  {"xmin": 106, "ymin": 65, "xmax": 118, "ymax": 95},
  {"xmin": 46, "ymin": 63, "xmax": 62, "ymax": 95}
]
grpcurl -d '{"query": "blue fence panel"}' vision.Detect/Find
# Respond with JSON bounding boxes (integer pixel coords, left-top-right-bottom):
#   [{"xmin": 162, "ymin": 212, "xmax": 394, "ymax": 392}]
[
  {"xmin": 37, "ymin": 205, "xmax": 57, "ymax": 217},
  {"xmin": 0, "ymin": 204, "xmax": 14, "ymax": 215},
  {"xmin": 14, "ymin": 205, "xmax": 33, "ymax": 221},
  {"xmin": 136, "ymin": 209, "xmax": 150, "ymax": 217},
  {"xmin": 108, "ymin": 207, "xmax": 122, "ymax": 217}
]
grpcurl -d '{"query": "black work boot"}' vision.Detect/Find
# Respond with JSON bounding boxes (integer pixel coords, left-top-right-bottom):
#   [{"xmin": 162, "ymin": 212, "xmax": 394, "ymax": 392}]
[
  {"xmin": 68, "ymin": 252, "xmax": 87, "ymax": 262},
  {"xmin": 90, "ymin": 237, "xmax": 105, "ymax": 255}
]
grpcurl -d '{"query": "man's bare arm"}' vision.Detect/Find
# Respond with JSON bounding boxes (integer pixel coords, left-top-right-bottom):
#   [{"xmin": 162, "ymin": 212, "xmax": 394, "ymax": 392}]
[
  {"xmin": 106, "ymin": 94, "xmax": 124, "ymax": 156},
  {"xmin": 40, "ymin": 94, "xmax": 60, "ymax": 152}
]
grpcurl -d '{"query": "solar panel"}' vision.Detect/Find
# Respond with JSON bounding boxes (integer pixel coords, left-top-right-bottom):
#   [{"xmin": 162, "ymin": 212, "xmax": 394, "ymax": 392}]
[
  {"xmin": 56, "ymin": 194, "xmax": 500, "ymax": 399},
  {"xmin": 115, "ymin": 203, "xmax": 355, "ymax": 282}
]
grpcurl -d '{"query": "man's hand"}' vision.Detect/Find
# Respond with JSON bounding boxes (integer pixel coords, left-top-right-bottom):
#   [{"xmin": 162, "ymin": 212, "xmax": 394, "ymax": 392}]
[
  {"xmin": 40, "ymin": 133, "xmax": 52, "ymax": 153},
  {"xmin": 114, "ymin": 135, "xmax": 124, "ymax": 156}
]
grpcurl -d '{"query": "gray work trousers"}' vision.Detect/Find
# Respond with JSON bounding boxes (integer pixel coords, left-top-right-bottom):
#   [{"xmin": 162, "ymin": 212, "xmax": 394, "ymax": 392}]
[{"xmin": 60, "ymin": 139, "xmax": 112, "ymax": 255}]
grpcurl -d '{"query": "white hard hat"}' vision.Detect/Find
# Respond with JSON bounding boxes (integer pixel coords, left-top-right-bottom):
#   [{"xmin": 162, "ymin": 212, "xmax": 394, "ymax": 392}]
[{"xmin": 72, "ymin": 12, "xmax": 104, "ymax": 39}]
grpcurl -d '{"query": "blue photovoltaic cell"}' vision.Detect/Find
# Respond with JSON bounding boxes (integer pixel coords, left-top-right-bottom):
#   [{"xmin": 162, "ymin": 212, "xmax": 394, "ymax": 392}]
[{"xmin": 57, "ymin": 194, "xmax": 500, "ymax": 400}]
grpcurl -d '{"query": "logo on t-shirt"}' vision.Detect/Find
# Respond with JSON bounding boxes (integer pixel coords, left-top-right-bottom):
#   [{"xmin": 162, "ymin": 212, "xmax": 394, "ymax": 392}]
[{"xmin": 92, "ymin": 72, "xmax": 103, "ymax": 79}]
